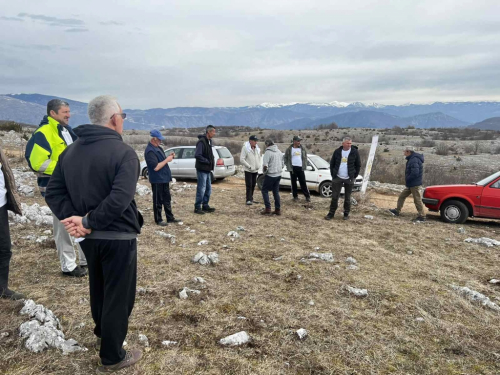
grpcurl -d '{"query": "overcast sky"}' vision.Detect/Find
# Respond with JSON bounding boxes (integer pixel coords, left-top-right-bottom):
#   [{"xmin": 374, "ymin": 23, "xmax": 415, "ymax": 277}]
[{"xmin": 1, "ymin": 0, "xmax": 499, "ymax": 109}]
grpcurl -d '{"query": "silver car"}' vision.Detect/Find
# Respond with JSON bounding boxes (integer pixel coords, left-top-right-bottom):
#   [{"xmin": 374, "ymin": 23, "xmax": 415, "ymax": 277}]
[{"xmin": 141, "ymin": 146, "xmax": 235, "ymax": 181}]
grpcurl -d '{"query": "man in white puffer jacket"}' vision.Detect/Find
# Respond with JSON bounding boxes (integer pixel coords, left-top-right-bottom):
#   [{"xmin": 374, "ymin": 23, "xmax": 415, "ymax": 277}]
[{"xmin": 240, "ymin": 135, "xmax": 261, "ymax": 205}]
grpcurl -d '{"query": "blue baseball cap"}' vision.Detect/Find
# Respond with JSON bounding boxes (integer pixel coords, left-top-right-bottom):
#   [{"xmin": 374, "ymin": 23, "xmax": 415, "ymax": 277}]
[{"xmin": 150, "ymin": 129, "xmax": 165, "ymax": 140}]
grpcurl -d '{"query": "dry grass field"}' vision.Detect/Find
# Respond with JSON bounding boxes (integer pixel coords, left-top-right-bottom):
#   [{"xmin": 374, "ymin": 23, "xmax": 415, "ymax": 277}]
[{"xmin": 1, "ymin": 166, "xmax": 500, "ymax": 374}]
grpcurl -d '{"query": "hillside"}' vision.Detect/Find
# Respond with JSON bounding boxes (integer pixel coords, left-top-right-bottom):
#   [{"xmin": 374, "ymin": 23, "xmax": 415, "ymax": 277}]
[{"xmin": 469, "ymin": 117, "xmax": 500, "ymax": 130}]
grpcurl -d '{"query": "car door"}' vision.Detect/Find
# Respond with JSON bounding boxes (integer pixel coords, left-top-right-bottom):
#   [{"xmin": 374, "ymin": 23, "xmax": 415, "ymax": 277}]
[
  {"xmin": 479, "ymin": 178, "xmax": 500, "ymax": 218},
  {"xmin": 304, "ymin": 159, "xmax": 319, "ymax": 190},
  {"xmin": 165, "ymin": 147, "xmax": 183, "ymax": 177},
  {"xmin": 176, "ymin": 147, "xmax": 197, "ymax": 178}
]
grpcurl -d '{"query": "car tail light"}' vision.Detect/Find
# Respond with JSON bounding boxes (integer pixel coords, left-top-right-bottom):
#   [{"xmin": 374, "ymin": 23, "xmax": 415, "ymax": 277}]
[{"xmin": 216, "ymin": 158, "xmax": 224, "ymax": 166}]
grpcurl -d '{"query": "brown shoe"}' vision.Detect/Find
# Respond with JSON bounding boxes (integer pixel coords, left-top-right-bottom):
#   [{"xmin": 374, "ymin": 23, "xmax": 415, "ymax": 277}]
[
  {"xmin": 261, "ymin": 208, "xmax": 272, "ymax": 215},
  {"xmin": 272, "ymin": 209, "xmax": 281, "ymax": 216},
  {"xmin": 96, "ymin": 348, "xmax": 142, "ymax": 373}
]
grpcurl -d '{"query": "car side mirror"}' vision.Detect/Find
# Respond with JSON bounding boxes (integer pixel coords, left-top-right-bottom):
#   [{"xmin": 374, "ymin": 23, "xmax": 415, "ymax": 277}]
[{"xmin": 306, "ymin": 166, "xmax": 314, "ymax": 171}]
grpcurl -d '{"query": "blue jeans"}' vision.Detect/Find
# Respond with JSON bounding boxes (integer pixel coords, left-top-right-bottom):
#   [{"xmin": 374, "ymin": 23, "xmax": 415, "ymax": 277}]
[
  {"xmin": 195, "ymin": 171, "xmax": 212, "ymax": 209},
  {"xmin": 261, "ymin": 175, "xmax": 281, "ymax": 210}
]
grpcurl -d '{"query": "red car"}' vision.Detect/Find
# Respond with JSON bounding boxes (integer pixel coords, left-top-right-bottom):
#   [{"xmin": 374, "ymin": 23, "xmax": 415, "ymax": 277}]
[{"xmin": 422, "ymin": 171, "xmax": 500, "ymax": 224}]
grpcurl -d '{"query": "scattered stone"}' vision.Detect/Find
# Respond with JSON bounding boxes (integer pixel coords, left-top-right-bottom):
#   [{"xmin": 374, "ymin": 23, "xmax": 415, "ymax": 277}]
[
  {"xmin": 314, "ymin": 247, "xmax": 321, "ymax": 251},
  {"xmin": 451, "ymin": 285, "xmax": 500, "ymax": 311},
  {"xmin": 464, "ymin": 237, "xmax": 500, "ymax": 247},
  {"xmin": 457, "ymin": 227, "xmax": 465, "ymax": 234},
  {"xmin": 222, "ymin": 245, "xmax": 229, "ymax": 249},
  {"xmin": 123, "ymin": 340, "xmax": 128, "ymax": 346},
  {"xmin": 306, "ymin": 252, "xmax": 334, "ymax": 262},
  {"xmin": 266, "ymin": 234, "xmax": 274, "ymax": 238},
  {"xmin": 78, "ymin": 298, "xmax": 88, "ymax": 305},
  {"xmin": 236, "ymin": 226, "xmax": 245, "ymax": 231},
  {"xmin": 227, "ymin": 231, "xmax": 240, "ymax": 239},
  {"xmin": 8, "ymin": 203, "xmax": 53, "ymax": 226},
  {"xmin": 296, "ymin": 328, "xmax": 308, "ymax": 340},
  {"xmin": 156, "ymin": 231, "xmax": 176, "ymax": 244},
  {"xmin": 197, "ymin": 240, "xmax": 209, "ymax": 246},
  {"xmin": 135, "ymin": 184, "xmax": 151, "ymax": 196},
  {"xmin": 179, "ymin": 287, "xmax": 201, "ymax": 299},
  {"xmin": 161, "ymin": 340, "xmax": 178, "ymax": 347},
  {"xmin": 407, "ymin": 250, "xmax": 413, "ymax": 255},
  {"xmin": 489, "ymin": 279, "xmax": 500, "ymax": 284},
  {"xmin": 193, "ymin": 277, "xmax": 206, "ymax": 284},
  {"xmin": 219, "ymin": 331, "xmax": 250, "ymax": 346},
  {"xmin": 207, "ymin": 252, "xmax": 219, "ymax": 264},
  {"xmin": 273, "ymin": 255, "xmax": 284, "ymax": 261},
  {"xmin": 308, "ymin": 300, "xmax": 315, "ymax": 306},
  {"xmin": 346, "ymin": 265, "xmax": 359, "ymax": 270},
  {"xmin": 347, "ymin": 286, "xmax": 368, "ymax": 297},
  {"xmin": 19, "ymin": 300, "xmax": 85, "ymax": 354},
  {"xmin": 296, "ymin": 275, "xmax": 302, "ymax": 280},
  {"xmin": 364, "ymin": 215, "xmax": 374, "ymax": 220},
  {"xmin": 346, "ymin": 257, "xmax": 357, "ymax": 264},
  {"xmin": 35, "ymin": 236, "xmax": 48, "ymax": 244},
  {"xmin": 1, "ymin": 332, "xmax": 9, "ymax": 338},
  {"xmin": 137, "ymin": 287, "xmax": 147, "ymax": 295},
  {"xmin": 192, "ymin": 252, "xmax": 218, "ymax": 265},
  {"xmin": 75, "ymin": 323, "xmax": 85, "ymax": 329},
  {"xmin": 350, "ymin": 197, "xmax": 358, "ymax": 206},
  {"xmin": 237, "ymin": 316, "xmax": 247, "ymax": 320},
  {"xmin": 43, "ymin": 230, "xmax": 52, "ymax": 235},
  {"xmin": 280, "ymin": 238, "xmax": 286, "ymax": 242},
  {"xmin": 138, "ymin": 334, "xmax": 149, "ymax": 347},
  {"xmin": 415, "ymin": 317, "xmax": 425, "ymax": 322}
]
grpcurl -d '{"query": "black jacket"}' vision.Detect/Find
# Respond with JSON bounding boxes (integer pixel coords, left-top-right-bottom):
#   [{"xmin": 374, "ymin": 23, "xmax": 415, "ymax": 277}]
[
  {"xmin": 195, "ymin": 134, "xmax": 214, "ymax": 172},
  {"xmin": 330, "ymin": 145, "xmax": 361, "ymax": 180},
  {"xmin": 45, "ymin": 125, "xmax": 143, "ymax": 236},
  {"xmin": 405, "ymin": 152, "xmax": 424, "ymax": 187}
]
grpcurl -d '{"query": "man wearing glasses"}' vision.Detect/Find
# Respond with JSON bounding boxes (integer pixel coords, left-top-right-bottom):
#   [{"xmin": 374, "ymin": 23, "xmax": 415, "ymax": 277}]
[
  {"xmin": 45, "ymin": 95, "xmax": 143, "ymax": 373},
  {"xmin": 25, "ymin": 99, "xmax": 88, "ymax": 278}
]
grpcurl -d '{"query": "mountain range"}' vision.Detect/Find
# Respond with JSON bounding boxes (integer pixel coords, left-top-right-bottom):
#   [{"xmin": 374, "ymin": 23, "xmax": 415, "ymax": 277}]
[{"xmin": 1, "ymin": 93, "xmax": 500, "ymax": 130}]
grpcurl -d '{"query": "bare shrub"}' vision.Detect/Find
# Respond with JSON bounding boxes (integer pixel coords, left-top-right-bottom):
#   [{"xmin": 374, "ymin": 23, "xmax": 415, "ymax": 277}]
[
  {"xmin": 418, "ymin": 139, "xmax": 436, "ymax": 147},
  {"xmin": 435, "ymin": 143, "xmax": 449, "ymax": 156},
  {"xmin": 0, "ymin": 121, "xmax": 23, "ymax": 133},
  {"xmin": 268, "ymin": 131, "xmax": 285, "ymax": 143}
]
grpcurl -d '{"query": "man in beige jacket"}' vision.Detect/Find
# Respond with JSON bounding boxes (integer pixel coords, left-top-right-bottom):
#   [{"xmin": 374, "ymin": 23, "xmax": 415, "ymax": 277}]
[{"xmin": 240, "ymin": 135, "xmax": 262, "ymax": 205}]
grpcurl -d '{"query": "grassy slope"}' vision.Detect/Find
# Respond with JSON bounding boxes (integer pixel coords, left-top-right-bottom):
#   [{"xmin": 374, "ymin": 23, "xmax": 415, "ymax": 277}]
[{"xmin": 1, "ymin": 176, "xmax": 500, "ymax": 375}]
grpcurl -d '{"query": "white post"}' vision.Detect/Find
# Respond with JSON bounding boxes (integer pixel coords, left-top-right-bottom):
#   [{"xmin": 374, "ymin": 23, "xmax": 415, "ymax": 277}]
[{"xmin": 360, "ymin": 135, "xmax": 379, "ymax": 195}]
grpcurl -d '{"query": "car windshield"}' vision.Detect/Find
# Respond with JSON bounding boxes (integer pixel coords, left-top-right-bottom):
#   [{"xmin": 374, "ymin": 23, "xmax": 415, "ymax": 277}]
[
  {"xmin": 476, "ymin": 171, "xmax": 500, "ymax": 186},
  {"xmin": 308, "ymin": 155, "xmax": 330, "ymax": 169}
]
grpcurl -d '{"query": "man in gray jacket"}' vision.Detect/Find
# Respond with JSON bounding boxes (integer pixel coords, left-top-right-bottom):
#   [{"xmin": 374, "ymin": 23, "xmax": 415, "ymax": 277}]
[
  {"xmin": 261, "ymin": 139, "xmax": 284, "ymax": 215},
  {"xmin": 240, "ymin": 135, "xmax": 261, "ymax": 205},
  {"xmin": 283, "ymin": 135, "xmax": 310, "ymax": 202}
]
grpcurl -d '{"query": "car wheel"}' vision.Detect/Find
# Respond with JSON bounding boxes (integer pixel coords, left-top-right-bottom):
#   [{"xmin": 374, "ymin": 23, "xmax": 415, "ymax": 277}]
[
  {"xmin": 440, "ymin": 200, "xmax": 468, "ymax": 224},
  {"xmin": 210, "ymin": 173, "xmax": 215, "ymax": 183},
  {"xmin": 142, "ymin": 168, "xmax": 149, "ymax": 179},
  {"xmin": 319, "ymin": 181, "xmax": 332, "ymax": 198},
  {"xmin": 257, "ymin": 175, "xmax": 265, "ymax": 190}
]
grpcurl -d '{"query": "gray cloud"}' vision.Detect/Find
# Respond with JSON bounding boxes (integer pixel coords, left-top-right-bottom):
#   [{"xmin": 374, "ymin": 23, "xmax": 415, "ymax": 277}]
[
  {"xmin": 65, "ymin": 28, "xmax": 89, "ymax": 33},
  {"xmin": 17, "ymin": 13, "xmax": 84, "ymax": 27},
  {"xmin": 1, "ymin": 16, "xmax": 24, "ymax": 22}
]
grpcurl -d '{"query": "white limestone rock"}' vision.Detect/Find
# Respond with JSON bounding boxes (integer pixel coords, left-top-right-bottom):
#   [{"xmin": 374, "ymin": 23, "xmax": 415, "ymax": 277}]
[
  {"xmin": 135, "ymin": 184, "xmax": 151, "ymax": 196},
  {"xmin": 346, "ymin": 257, "xmax": 357, "ymax": 264},
  {"xmin": 219, "ymin": 331, "xmax": 250, "ymax": 346},
  {"xmin": 296, "ymin": 328, "xmax": 308, "ymax": 340},
  {"xmin": 197, "ymin": 240, "xmax": 209, "ymax": 246},
  {"xmin": 464, "ymin": 237, "xmax": 500, "ymax": 247},
  {"xmin": 156, "ymin": 231, "xmax": 176, "ymax": 244},
  {"xmin": 227, "ymin": 231, "xmax": 240, "ymax": 239},
  {"xmin": 207, "ymin": 252, "xmax": 219, "ymax": 264},
  {"xmin": 347, "ymin": 286, "xmax": 368, "ymax": 297},
  {"xmin": 179, "ymin": 287, "xmax": 201, "ymax": 300},
  {"xmin": 451, "ymin": 285, "xmax": 500, "ymax": 311},
  {"xmin": 138, "ymin": 334, "xmax": 149, "ymax": 347},
  {"xmin": 161, "ymin": 340, "xmax": 178, "ymax": 347},
  {"xmin": 307, "ymin": 252, "xmax": 334, "ymax": 262}
]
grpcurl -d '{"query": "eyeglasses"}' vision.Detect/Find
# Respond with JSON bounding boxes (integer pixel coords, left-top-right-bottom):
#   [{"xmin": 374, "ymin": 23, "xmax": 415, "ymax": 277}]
[{"xmin": 110, "ymin": 113, "xmax": 127, "ymax": 120}]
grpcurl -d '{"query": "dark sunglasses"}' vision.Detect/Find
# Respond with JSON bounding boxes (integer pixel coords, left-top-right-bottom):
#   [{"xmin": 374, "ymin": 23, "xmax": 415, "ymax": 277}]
[{"xmin": 110, "ymin": 113, "xmax": 127, "ymax": 119}]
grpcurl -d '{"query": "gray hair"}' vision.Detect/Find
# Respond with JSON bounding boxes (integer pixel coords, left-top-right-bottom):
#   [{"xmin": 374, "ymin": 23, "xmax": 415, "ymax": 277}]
[
  {"xmin": 206, "ymin": 124, "xmax": 216, "ymax": 133},
  {"xmin": 265, "ymin": 139, "xmax": 274, "ymax": 147},
  {"xmin": 47, "ymin": 99, "xmax": 69, "ymax": 116},
  {"xmin": 87, "ymin": 95, "xmax": 120, "ymax": 126},
  {"xmin": 404, "ymin": 145, "xmax": 414, "ymax": 152},
  {"xmin": 342, "ymin": 137, "xmax": 352, "ymax": 142}
]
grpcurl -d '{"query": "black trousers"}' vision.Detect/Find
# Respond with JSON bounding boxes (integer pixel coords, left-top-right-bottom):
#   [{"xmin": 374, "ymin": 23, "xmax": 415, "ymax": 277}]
[
  {"xmin": 0, "ymin": 205, "xmax": 12, "ymax": 291},
  {"xmin": 244, "ymin": 171, "xmax": 258, "ymax": 202},
  {"xmin": 290, "ymin": 166, "xmax": 310, "ymax": 198},
  {"xmin": 151, "ymin": 183, "xmax": 174, "ymax": 223},
  {"xmin": 80, "ymin": 239, "xmax": 137, "ymax": 366},
  {"xmin": 329, "ymin": 177, "xmax": 354, "ymax": 215}
]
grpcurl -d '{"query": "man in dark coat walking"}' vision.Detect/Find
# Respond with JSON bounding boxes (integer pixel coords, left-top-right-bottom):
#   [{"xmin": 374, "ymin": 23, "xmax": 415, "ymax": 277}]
[
  {"xmin": 325, "ymin": 137, "xmax": 361, "ymax": 221},
  {"xmin": 194, "ymin": 125, "xmax": 216, "ymax": 214},
  {"xmin": 389, "ymin": 146, "xmax": 426, "ymax": 222},
  {"xmin": 144, "ymin": 129, "xmax": 181, "ymax": 226}
]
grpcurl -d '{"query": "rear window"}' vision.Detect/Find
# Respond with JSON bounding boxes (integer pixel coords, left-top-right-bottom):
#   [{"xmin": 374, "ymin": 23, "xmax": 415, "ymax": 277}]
[{"xmin": 217, "ymin": 148, "xmax": 232, "ymax": 158}]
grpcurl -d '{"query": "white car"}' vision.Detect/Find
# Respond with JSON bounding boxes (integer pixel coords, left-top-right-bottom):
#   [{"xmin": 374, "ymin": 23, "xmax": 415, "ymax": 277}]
[
  {"xmin": 140, "ymin": 146, "xmax": 236, "ymax": 181},
  {"xmin": 257, "ymin": 154, "xmax": 363, "ymax": 198}
]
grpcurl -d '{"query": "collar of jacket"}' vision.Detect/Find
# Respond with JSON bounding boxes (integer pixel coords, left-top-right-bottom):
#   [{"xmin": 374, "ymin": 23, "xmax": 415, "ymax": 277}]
[{"xmin": 47, "ymin": 116, "xmax": 65, "ymax": 132}]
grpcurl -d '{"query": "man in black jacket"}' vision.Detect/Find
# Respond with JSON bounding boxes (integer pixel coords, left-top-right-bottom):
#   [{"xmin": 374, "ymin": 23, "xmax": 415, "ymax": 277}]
[
  {"xmin": 45, "ymin": 95, "xmax": 143, "ymax": 373},
  {"xmin": 194, "ymin": 125, "xmax": 216, "ymax": 214},
  {"xmin": 325, "ymin": 137, "xmax": 361, "ymax": 221}
]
